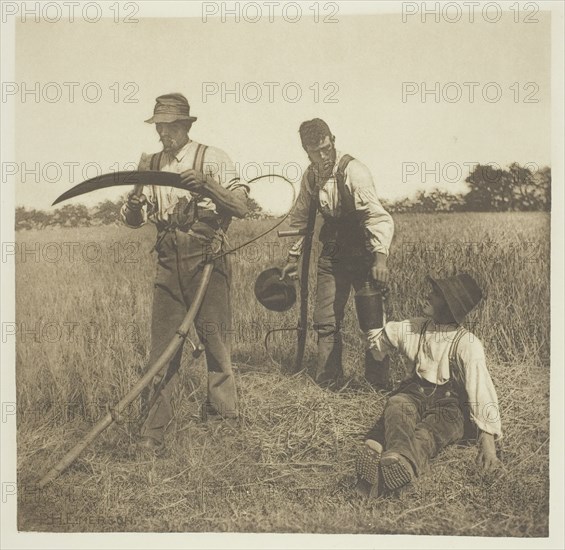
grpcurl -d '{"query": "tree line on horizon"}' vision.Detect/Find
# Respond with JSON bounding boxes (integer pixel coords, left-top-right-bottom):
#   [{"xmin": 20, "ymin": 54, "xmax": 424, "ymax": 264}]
[{"xmin": 15, "ymin": 163, "xmax": 551, "ymax": 230}]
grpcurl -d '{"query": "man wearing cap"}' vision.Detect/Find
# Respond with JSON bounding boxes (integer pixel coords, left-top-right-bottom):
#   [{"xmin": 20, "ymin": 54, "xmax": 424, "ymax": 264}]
[
  {"xmin": 280, "ymin": 118, "xmax": 394, "ymax": 389},
  {"xmin": 121, "ymin": 93, "xmax": 249, "ymax": 452},
  {"xmin": 355, "ymin": 273, "xmax": 502, "ymax": 498}
]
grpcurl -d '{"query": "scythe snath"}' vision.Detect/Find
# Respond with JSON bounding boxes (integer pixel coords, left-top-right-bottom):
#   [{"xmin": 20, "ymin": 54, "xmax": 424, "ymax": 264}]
[
  {"xmin": 267, "ymin": 174, "xmax": 319, "ymax": 374},
  {"xmin": 39, "ymin": 171, "xmax": 295, "ymax": 486},
  {"xmin": 39, "ymin": 263, "xmax": 213, "ymax": 488}
]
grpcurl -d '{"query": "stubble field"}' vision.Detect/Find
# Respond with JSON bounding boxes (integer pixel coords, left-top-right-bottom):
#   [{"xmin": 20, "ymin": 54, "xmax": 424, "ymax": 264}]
[{"xmin": 14, "ymin": 212, "xmax": 550, "ymax": 535}]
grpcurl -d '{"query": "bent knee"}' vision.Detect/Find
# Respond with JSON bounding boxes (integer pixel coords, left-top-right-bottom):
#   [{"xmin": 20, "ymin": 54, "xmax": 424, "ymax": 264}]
[{"xmin": 313, "ymin": 322, "xmax": 341, "ymax": 337}]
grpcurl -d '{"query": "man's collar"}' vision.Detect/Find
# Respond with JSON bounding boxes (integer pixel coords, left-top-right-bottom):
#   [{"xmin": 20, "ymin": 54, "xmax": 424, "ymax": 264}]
[
  {"xmin": 170, "ymin": 139, "xmax": 193, "ymax": 162},
  {"xmin": 308, "ymin": 150, "xmax": 343, "ymax": 192},
  {"xmin": 331, "ymin": 150, "xmax": 344, "ymax": 176}
]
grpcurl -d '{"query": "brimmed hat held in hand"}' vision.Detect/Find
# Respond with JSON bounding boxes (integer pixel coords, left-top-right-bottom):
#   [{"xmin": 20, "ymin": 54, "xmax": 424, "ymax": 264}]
[{"xmin": 254, "ymin": 268, "xmax": 296, "ymax": 312}]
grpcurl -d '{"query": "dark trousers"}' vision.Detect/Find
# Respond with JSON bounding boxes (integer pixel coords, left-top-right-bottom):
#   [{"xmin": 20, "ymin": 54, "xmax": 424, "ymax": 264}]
[
  {"xmin": 313, "ymin": 254, "xmax": 389, "ymax": 386},
  {"xmin": 366, "ymin": 380, "xmax": 464, "ymax": 475},
  {"xmin": 140, "ymin": 229, "xmax": 236, "ymax": 442}
]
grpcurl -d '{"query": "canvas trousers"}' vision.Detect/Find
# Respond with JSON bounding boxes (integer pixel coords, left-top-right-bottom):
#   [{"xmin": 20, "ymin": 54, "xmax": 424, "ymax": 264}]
[
  {"xmin": 140, "ymin": 228, "xmax": 237, "ymax": 443},
  {"xmin": 313, "ymin": 253, "xmax": 389, "ymax": 387},
  {"xmin": 365, "ymin": 379, "xmax": 465, "ymax": 475}
]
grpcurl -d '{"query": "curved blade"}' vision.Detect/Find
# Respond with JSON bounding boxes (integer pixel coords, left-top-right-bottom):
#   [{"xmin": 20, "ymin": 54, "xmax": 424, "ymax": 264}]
[{"xmin": 52, "ymin": 171, "xmax": 183, "ymax": 206}]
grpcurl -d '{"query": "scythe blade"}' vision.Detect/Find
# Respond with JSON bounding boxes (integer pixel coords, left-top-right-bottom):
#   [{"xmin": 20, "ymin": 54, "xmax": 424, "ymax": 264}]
[{"xmin": 51, "ymin": 170, "xmax": 184, "ymax": 206}]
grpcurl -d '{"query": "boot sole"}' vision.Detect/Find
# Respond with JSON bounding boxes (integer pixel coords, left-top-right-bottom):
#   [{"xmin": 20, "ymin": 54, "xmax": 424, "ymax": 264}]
[
  {"xmin": 355, "ymin": 445, "xmax": 382, "ymax": 498},
  {"xmin": 381, "ymin": 453, "xmax": 414, "ymax": 490}
]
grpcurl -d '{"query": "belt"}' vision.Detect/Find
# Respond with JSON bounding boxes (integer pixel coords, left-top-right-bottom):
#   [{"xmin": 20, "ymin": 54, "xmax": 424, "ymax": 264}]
[
  {"xmin": 155, "ymin": 215, "xmax": 221, "ymax": 234},
  {"xmin": 414, "ymin": 376, "xmax": 458, "ymax": 398},
  {"xmin": 153, "ymin": 216, "xmax": 222, "ymax": 252}
]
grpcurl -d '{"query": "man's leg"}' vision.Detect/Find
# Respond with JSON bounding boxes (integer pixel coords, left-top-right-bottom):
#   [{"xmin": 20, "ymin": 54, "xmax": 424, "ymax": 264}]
[
  {"xmin": 312, "ymin": 256, "xmax": 351, "ymax": 387},
  {"xmin": 177, "ymin": 232, "xmax": 237, "ymax": 419},
  {"xmin": 381, "ymin": 392, "xmax": 464, "ymax": 490},
  {"xmin": 383, "ymin": 390, "xmax": 422, "ymax": 464},
  {"xmin": 409, "ymin": 396, "xmax": 465, "ymax": 475},
  {"xmin": 380, "ymin": 389, "xmax": 423, "ymax": 489},
  {"xmin": 140, "ymin": 234, "xmax": 187, "ymax": 444},
  {"xmin": 194, "ymin": 265, "xmax": 237, "ymax": 419}
]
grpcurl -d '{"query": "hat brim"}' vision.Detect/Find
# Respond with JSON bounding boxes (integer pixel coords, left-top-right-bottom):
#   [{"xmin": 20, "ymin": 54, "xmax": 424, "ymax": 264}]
[
  {"xmin": 144, "ymin": 114, "xmax": 198, "ymax": 124},
  {"xmin": 426, "ymin": 275, "xmax": 481, "ymax": 325},
  {"xmin": 254, "ymin": 267, "xmax": 296, "ymax": 312}
]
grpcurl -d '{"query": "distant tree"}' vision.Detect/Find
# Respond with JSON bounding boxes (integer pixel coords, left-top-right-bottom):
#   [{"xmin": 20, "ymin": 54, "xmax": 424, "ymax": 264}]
[
  {"xmin": 383, "ymin": 189, "xmax": 464, "ymax": 213},
  {"xmin": 56, "ymin": 204, "xmax": 91, "ymax": 227},
  {"xmin": 32, "ymin": 210, "xmax": 50, "ymax": 229},
  {"xmin": 15, "ymin": 206, "xmax": 33, "ymax": 230},
  {"xmin": 463, "ymin": 163, "xmax": 550, "ymax": 212},
  {"xmin": 513, "ymin": 163, "xmax": 549, "ymax": 210},
  {"xmin": 529, "ymin": 165, "xmax": 551, "ymax": 211},
  {"xmin": 413, "ymin": 188, "xmax": 465, "ymax": 213},
  {"xmin": 93, "ymin": 199, "xmax": 122, "ymax": 225},
  {"xmin": 246, "ymin": 196, "xmax": 266, "ymax": 219},
  {"xmin": 15, "ymin": 207, "xmax": 47, "ymax": 230},
  {"xmin": 464, "ymin": 164, "xmax": 512, "ymax": 211}
]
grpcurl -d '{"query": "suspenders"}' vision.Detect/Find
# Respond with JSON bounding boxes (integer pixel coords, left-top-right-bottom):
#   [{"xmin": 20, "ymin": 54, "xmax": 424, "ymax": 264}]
[
  {"xmin": 188, "ymin": 143, "xmax": 208, "ymax": 224},
  {"xmin": 192, "ymin": 143, "xmax": 208, "ymax": 173},
  {"xmin": 149, "ymin": 143, "xmax": 209, "ymax": 227},
  {"xmin": 414, "ymin": 321, "xmax": 476, "ymax": 439},
  {"xmin": 149, "ymin": 151, "xmax": 163, "ymax": 171},
  {"xmin": 447, "ymin": 325, "xmax": 468, "ymax": 386},
  {"xmin": 334, "ymin": 154, "xmax": 355, "ymax": 216},
  {"xmin": 307, "ymin": 154, "xmax": 355, "ymax": 217},
  {"xmin": 413, "ymin": 320, "xmax": 468, "ymax": 385}
]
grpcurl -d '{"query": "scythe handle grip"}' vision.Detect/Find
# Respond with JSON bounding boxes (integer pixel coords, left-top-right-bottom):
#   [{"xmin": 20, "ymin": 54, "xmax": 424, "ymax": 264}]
[
  {"xmin": 278, "ymin": 229, "xmax": 306, "ymax": 237},
  {"xmin": 132, "ymin": 183, "xmax": 144, "ymax": 196}
]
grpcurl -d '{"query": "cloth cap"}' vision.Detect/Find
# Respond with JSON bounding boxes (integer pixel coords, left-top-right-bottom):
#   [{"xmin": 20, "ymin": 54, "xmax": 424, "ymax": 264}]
[
  {"xmin": 254, "ymin": 268, "xmax": 296, "ymax": 312},
  {"xmin": 144, "ymin": 93, "xmax": 198, "ymax": 124},
  {"xmin": 426, "ymin": 273, "xmax": 483, "ymax": 324}
]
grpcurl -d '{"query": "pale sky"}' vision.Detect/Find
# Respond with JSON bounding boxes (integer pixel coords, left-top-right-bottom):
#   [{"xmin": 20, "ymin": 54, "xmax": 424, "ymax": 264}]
[{"xmin": 13, "ymin": 5, "xmax": 551, "ymax": 210}]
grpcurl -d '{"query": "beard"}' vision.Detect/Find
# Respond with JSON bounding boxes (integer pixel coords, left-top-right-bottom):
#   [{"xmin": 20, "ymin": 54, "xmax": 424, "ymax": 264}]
[{"xmin": 161, "ymin": 137, "xmax": 179, "ymax": 153}]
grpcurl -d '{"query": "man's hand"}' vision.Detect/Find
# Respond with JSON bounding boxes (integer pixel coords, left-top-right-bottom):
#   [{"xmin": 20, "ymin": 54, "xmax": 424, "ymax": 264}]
[
  {"xmin": 476, "ymin": 431, "xmax": 501, "ymax": 472},
  {"xmin": 371, "ymin": 251, "xmax": 389, "ymax": 287},
  {"xmin": 280, "ymin": 257, "xmax": 299, "ymax": 280},
  {"xmin": 126, "ymin": 189, "xmax": 146, "ymax": 210},
  {"xmin": 180, "ymin": 169, "xmax": 214, "ymax": 195}
]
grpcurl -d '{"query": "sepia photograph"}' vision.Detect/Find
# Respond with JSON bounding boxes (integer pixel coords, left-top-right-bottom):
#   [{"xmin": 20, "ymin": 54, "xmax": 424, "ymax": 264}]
[{"xmin": 1, "ymin": 1, "xmax": 563, "ymax": 548}]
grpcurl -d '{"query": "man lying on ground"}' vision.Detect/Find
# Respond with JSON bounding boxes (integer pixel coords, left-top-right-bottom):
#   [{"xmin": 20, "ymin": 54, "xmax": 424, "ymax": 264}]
[{"xmin": 355, "ymin": 273, "xmax": 502, "ymax": 498}]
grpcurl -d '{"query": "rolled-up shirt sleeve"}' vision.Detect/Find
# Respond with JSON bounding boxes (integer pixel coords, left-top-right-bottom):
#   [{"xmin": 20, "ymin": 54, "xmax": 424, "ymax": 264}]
[
  {"xmin": 366, "ymin": 321, "xmax": 406, "ymax": 361},
  {"xmin": 287, "ymin": 172, "xmax": 312, "ymax": 258},
  {"xmin": 459, "ymin": 341, "xmax": 503, "ymax": 439},
  {"xmin": 204, "ymin": 147, "xmax": 249, "ymax": 197},
  {"xmin": 348, "ymin": 160, "xmax": 394, "ymax": 256}
]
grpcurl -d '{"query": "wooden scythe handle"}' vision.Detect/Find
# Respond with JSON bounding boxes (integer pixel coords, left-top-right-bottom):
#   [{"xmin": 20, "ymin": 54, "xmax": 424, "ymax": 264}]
[
  {"xmin": 132, "ymin": 183, "xmax": 144, "ymax": 198},
  {"xmin": 39, "ymin": 263, "xmax": 214, "ymax": 488},
  {"xmin": 293, "ymin": 192, "xmax": 318, "ymax": 373}
]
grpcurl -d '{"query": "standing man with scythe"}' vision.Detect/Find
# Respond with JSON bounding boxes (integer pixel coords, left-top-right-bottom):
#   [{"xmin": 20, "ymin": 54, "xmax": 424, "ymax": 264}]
[
  {"xmin": 122, "ymin": 93, "xmax": 249, "ymax": 453},
  {"xmin": 281, "ymin": 119, "xmax": 394, "ymax": 389}
]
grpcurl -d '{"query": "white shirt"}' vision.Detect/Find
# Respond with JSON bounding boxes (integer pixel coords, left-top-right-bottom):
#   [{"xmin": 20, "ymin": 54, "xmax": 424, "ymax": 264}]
[
  {"xmin": 121, "ymin": 140, "xmax": 245, "ymax": 227},
  {"xmin": 287, "ymin": 151, "xmax": 394, "ymax": 257},
  {"xmin": 367, "ymin": 317, "xmax": 502, "ymax": 438}
]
